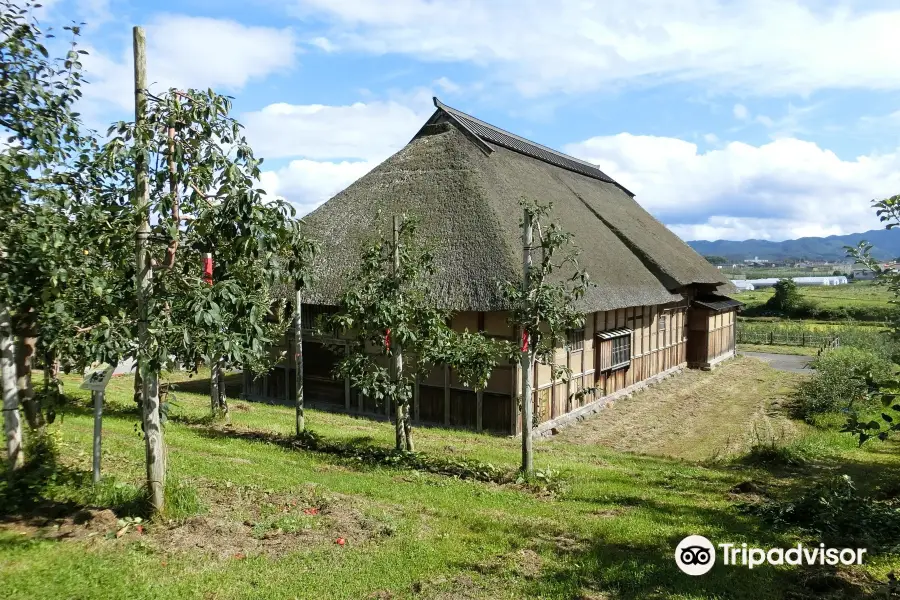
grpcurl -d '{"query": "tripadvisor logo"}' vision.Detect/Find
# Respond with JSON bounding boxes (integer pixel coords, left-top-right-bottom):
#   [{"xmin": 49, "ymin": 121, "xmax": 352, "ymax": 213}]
[{"xmin": 675, "ymin": 535, "xmax": 867, "ymax": 576}]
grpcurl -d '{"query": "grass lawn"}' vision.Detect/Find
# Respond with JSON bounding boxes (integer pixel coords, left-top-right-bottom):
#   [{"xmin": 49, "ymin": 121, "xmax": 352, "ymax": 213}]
[
  {"xmin": 1, "ymin": 357, "xmax": 898, "ymax": 599},
  {"xmin": 737, "ymin": 281, "xmax": 895, "ymax": 322},
  {"xmin": 737, "ymin": 343, "xmax": 820, "ymax": 357}
]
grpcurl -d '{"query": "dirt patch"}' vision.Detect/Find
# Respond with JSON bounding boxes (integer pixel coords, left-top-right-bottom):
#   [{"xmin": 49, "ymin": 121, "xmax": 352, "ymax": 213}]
[
  {"xmin": 153, "ymin": 482, "xmax": 400, "ymax": 559},
  {"xmin": 1, "ymin": 482, "xmax": 403, "ymax": 560},
  {"xmin": 0, "ymin": 505, "xmax": 123, "ymax": 543}
]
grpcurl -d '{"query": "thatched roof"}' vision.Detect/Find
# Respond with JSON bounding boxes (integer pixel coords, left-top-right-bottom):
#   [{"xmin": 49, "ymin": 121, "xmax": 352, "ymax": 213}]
[{"xmin": 299, "ymin": 99, "xmax": 731, "ymax": 312}]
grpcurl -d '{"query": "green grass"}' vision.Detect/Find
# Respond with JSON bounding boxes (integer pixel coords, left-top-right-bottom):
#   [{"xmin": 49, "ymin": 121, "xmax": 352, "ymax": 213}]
[
  {"xmin": 738, "ymin": 343, "xmax": 821, "ymax": 356},
  {"xmin": 1, "ymin": 360, "xmax": 899, "ymax": 599},
  {"xmin": 737, "ymin": 281, "xmax": 895, "ymax": 322}
]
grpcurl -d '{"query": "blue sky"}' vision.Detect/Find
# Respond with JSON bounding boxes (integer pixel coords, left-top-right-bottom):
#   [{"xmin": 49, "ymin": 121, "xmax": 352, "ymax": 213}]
[{"xmin": 39, "ymin": 0, "xmax": 900, "ymax": 242}]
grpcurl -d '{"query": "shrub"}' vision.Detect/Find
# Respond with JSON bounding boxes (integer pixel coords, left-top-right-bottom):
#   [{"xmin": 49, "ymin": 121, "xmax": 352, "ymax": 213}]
[
  {"xmin": 742, "ymin": 475, "xmax": 900, "ymax": 554},
  {"xmin": 794, "ymin": 347, "xmax": 893, "ymax": 421},
  {"xmin": 766, "ymin": 279, "xmax": 803, "ymax": 313}
]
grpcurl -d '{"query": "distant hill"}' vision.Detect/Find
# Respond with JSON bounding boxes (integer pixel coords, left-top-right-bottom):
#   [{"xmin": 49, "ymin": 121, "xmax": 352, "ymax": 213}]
[{"xmin": 686, "ymin": 229, "xmax": 900, "ymax": 262}]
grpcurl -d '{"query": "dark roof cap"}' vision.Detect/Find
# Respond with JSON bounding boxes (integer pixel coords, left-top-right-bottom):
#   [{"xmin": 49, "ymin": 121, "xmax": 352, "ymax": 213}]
[{"xmin": 432, "ymin": 97, "xmax": 634, "ymax": 196}]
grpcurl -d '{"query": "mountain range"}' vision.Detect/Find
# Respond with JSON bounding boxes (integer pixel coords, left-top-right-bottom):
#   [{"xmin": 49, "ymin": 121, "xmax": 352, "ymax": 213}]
[{"xmin": 686, "ymin": 229, "xmax": 900, "ymax": 262}]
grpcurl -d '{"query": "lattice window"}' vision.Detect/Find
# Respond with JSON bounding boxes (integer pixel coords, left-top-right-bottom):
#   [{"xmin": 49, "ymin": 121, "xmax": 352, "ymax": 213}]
[
  {"xmin": 610, "ymin": 334, "xmax": 631, "ymax": 369},
  {"xmin": 567, "ymin": 328, "xmax": 584, "ymax": 351}
]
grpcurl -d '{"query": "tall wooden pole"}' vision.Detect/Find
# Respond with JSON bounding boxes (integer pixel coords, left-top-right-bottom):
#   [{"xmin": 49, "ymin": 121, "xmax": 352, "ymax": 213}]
[
  {"xmin": 520, "ymin": 208, "xmax": 534, "ymax": 474},
  {"xmin": 294, "ymin": 289, "xmax": 304, "ymax": 435},
  {"xmin": 92, "ymin": 390, "xmax": 103, "ymax": 483},
  {"xmin": 133, "ymin": 26, "xmax": 165, "ymax": 512},
  {"xmin": 1, "ymin": 307, "xmax": 23, "ymax": 470}
]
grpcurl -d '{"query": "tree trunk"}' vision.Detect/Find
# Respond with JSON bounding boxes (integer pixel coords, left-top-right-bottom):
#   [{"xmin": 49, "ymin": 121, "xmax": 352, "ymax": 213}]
[
  {"xmin": 402, "ymin": 400, "xmax": 414, "ymax": 452},
  {"xmin": 16, "ymin": 333, "xmax": 42, "ymax": 430},
  {"xmin": 391, "ymin": 215, "xmax": 408, "ymax": 452},
  {"xmin": 294, "ymin": 289, "xmax": 304, "ymax": 435},
  {"xmin": 216, "ymin": 358, "xmax": 228, "ymax": 419},
  {"xmin": 134, "ymin": 26, "xmax": 165, "ymax": 513},
  {"xmin": 210, "ymin": 357, "xmax": 220, "ymax": 416},
  {"xmin": 1, "ymin": 308, "xmax": 23, "ymax": 469},
  {"xmin": 520, "ymin": 207, "xmax": 534, "ymax": 475},
  {"xmin": 133, "ymin": 366, "xmax": 142, "ymax": 409}
]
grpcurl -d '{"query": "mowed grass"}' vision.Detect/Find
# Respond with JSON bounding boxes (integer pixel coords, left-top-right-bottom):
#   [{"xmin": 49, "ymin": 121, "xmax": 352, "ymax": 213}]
[
  {"xmin": 737, "ymin": 343, "xmax": 821, "ymax": 356},
  {"xmin": 1, "ymin": 358, "xmax": 899, "ymax": 599}
]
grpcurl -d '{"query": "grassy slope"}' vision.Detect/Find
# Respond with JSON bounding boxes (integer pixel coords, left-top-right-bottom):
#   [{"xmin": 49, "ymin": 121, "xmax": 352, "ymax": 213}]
[{"xmin": 1, "ymin": 358, "xmax": 898, "ymax": 600}]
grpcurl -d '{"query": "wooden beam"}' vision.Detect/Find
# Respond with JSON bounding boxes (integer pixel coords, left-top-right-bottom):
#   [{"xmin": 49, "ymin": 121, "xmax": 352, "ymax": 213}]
[
  {"xmin": 414, "ymin": 373, "xmax": 420, "ymax": 423},
  {"xmin": 476, "ymin": 389, "xmax": 483, "ymax": 433},
  {"xmin": 444, "ymin": 365, "xmax": 451, "ymax": 425},
  {"xmin": 344, "ymin": 345, "xmax": 351, "ymax": 412}
]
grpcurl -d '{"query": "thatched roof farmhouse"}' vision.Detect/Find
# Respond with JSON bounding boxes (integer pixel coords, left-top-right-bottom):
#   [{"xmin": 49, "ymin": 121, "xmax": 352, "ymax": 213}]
[{"xmin": 246, "ymin": 98, "xmax": 741, "ymax": 436}]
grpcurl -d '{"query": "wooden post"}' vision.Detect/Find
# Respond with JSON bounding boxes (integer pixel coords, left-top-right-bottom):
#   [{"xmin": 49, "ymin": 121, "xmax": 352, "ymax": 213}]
[
  {"xmin": 1, "ymin": 307, "xmax": 23, "ymax": 469},
  {"xmin": 443, "ymin": 365, "xmax": 451, "ymax": 425},
  {"xmin": 92, "ymin": 390, "xmax": 103, "ymax": 483},
  {"xmin": 283, "ymin": 360, "xmax": 290, "ymax": 405},
  {"xmin": 520, "ymin": 207, "xmax": 534, "ymax": 474},
  {"xmin": 414, "ymin": 372, "xmax": 420, "ymax": 423},
  {"xmin": 476, "ymin": 389, "xmax": 483, "ymax": 433},
  {"xmin": 133, "ymin": 26, "xmax": 165, "ymax": 513},
  {"xmin": 294, "ymin": 290, "xmax": 304, "ymax": 434},
  {"xmin": 344, "ymin": 345, "xmax": 351, "ymax": 412}
]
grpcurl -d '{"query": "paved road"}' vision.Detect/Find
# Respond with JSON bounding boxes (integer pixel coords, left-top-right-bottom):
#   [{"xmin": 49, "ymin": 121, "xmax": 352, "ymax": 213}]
[{"xmin": 740, "ymin": 351, "xmax": 814, "ymax": 373}]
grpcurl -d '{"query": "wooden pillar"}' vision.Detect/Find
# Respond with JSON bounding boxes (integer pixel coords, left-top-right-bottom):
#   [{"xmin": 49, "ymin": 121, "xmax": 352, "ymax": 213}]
[
  {"xmin": 344, "ymin": 344, "xmax": 351, "ymax": 412},
  {"xmin": 476, "ymin": 389, "xmax": 483, "ymax": 432},
  {"xmin": 414, "ymin": 373, "xmax": 420, "ymax": 423},
  {"xmin": 511, "ymin": 354, "xmax": 520, "ymax": 435},
  {"xmin": 443, "ymin": 364, "xmax": 450, "ymax": 425}
]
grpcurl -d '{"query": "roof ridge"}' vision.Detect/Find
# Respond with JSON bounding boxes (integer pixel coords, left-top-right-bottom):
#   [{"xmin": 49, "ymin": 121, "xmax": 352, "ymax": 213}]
[{"xmin": 432, "ymin": 97, "xmax": 634, "ymax": 196}]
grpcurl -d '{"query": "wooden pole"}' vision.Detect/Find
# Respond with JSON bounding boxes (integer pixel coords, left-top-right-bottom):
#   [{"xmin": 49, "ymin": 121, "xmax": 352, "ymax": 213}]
[
  {"xmin": 92, "ymin": 390, "xmax": 103, "ymax": 483},
  {"xmin": 294, "ymin": 289, "xmax": 304, "ymax": 435},
  {"xmin": 521, "ymin": 208, "xmax": 534, "ymax": 474},
  {"xmin": 1, "ymin": 307, "xmax": 23, "ymax": 470},
  {"xmin": 133, "ymin": 26, "xmax": 165, "ymax": 513}
]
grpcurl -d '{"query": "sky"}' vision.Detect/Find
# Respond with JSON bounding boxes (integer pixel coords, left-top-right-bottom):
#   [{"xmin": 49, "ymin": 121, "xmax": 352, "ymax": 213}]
[{"xmin": 34, "ymin": 0, "xmax": 900, "ymax": 242}]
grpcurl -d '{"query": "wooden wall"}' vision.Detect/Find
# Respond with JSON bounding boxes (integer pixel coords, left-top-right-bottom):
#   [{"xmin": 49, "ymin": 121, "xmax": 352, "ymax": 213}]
[
  {"xmin": 687, "ymin": 307, "xmax": 736, "ymax": 366},
  {"xmin": 247, "ymin": 301, "xmax": 694, "ymax": 435}
]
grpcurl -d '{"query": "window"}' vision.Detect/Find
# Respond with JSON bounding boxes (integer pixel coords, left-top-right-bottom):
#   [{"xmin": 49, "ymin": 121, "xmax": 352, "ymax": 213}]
[
  {"xmin": 598, "ymin": 328, "xmax": 632, "ymax": 371},
  {"xmin": 566, "ymin": 328, "xmax": 584, "ymax": 351},
  {"xmin": 658, "ymin": 315, "xmax": 667, "ymax": 331},
  {"xmin": 610, "ymin": 334, "xmax": 631, "ymax": 369}
]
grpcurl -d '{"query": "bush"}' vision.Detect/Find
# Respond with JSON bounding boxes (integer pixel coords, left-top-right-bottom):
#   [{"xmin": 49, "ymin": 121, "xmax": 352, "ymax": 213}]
[
  {"xmin": 794, "ymin": 347, "xmax": 893, "ymax": 421},
  {"xmin": 742, "ymin": 475, "xmax": 900, "ymax": 554}
]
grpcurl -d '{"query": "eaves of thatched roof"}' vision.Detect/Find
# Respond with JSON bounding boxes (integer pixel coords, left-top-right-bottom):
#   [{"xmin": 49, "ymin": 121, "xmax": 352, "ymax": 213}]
[{"xmin": 298, "ymin": 99, "xmax": 730, "ymax": 313}]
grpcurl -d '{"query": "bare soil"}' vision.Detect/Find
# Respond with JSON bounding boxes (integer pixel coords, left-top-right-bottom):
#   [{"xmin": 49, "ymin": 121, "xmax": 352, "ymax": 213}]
[{"xmin": 0, "ymin": 481, "xmax": 402, "ymax": 560}]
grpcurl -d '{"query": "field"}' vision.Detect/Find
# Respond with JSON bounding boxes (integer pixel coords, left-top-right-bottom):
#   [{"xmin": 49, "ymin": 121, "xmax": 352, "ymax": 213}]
[
  {"xmin": 736, "ymin": 281, "xmax": 895, "ymax": 322},
  {"xmin": 2, "ymin": 358, "xmax": 899, "ymax": 599}
]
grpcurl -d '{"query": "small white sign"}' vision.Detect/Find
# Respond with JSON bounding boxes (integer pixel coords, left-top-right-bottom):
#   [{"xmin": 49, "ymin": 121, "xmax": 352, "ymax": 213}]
[{"xmin": 81, "ymin": 363, "xmax": 116, "ymax": 391}]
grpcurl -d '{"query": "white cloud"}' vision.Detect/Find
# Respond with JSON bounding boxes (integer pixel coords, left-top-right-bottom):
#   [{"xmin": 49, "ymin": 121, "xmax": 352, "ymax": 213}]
[
  {"xmin": 243, "ymin": 95, "xmax": 433, "ymax": 161},
  {"xmin": 565, "ymin": 133, "xmax": 896, "ymax": 241},
  {"xmin": 260, "ymin": 159, "xmax": 378, "ymax": 216},
  {"xmin": 703, "ymin": 133, "xmax": 719, "ymax": 144},
  {"xmin": 80, "ymin": 15, "xmax": 297, "ymax": 123},
  {"xmin": 733, "ymin": 104, "xmax": 749, "ymax": 120},
  {"xmin": 250, "ymin": 90, "xmax": 436, "ymax": 212},
  {"xmin": 292, "ymin": 0, "xmax": 900, "ymax": 96}
]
